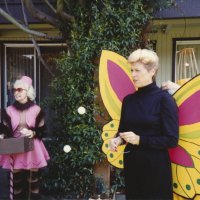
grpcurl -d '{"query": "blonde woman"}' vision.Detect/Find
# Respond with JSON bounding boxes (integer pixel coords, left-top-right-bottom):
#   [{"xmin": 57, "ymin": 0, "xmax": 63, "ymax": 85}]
[
  {"xmin": 110, "ymin": 49, "xmax": 179, "ymax": 200},
  {"xmin": 0, "ymin": 76, "xmax": 49, "ymax": 200}
]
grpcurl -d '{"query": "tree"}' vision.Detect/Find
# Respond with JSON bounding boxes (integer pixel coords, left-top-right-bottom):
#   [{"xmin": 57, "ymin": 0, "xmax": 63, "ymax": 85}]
[
  {"xmin": 0, "ymin": 0, "xmax": 74, "ymax": 40},
  {"xmin": 0, "ymin": 0, "xmax": 174, "ymax": 43}
]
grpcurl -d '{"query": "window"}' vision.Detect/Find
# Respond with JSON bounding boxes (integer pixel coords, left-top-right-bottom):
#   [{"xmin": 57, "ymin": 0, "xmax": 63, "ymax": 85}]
[
  {"xmin": 173, "ymin": 39, "xmax": 200, "ymax": 83},
  {"xmin": 5, "ymin": 46, "xmax": 35, "ymax": 105},
  {"xmin": 3, "ymin": 43, "xmax": 67, "ymax": 107}
]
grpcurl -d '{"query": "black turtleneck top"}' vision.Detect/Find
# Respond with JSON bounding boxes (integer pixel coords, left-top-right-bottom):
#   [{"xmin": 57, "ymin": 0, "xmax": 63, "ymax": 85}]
[
  {"xmin": 119, "ymin": 82, "xmax": 179, "ymax": 199},
  {"xmin": 119, "ymin": 82, "xmax": 179, "ymax": 149}
]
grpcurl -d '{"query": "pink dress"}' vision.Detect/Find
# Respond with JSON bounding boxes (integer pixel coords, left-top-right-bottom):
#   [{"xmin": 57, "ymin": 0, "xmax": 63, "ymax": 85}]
[{"xmin": 0, "ymin": 106, "xmax": 50, "ymax": 170}]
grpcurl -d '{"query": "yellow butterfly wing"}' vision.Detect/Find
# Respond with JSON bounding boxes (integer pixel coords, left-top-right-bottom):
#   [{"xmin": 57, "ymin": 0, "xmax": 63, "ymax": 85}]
[
  {"xmin": 101, "ymin": 120, "xmax": 126, "ymax": 168},
  {"xmin": 99, "ymin": 50, "xmax": 136, "ymax": 168},
  {"xmin": 171, "ymin": 74, "xmax": 200, "ymax": 199}
]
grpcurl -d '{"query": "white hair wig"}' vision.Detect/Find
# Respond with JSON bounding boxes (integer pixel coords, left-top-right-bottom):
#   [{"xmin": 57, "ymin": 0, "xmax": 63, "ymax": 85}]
[
  {"xmin": 128, "ymin": 48, "xmax": 159, "ymax": 71},
  {"xmin": 14, "ymin": 79, "xmax": 36, "ymax": 101}
]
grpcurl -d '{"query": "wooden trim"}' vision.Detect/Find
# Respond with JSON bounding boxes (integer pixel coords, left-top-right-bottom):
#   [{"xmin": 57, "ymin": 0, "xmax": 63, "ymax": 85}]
[{"xmin": 0, "ymin": 23, "xmax": 56, "ymax": 30}]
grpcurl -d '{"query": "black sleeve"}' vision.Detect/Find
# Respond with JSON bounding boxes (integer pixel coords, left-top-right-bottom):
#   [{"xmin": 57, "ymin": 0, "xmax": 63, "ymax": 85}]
[
  {"xmin": 30, "ymin": 109, "xmax": 47, "ymax": 140},
  {"xmin": 0, "ymin": 109, "xmax": 13, "ymax": 138},
  {"xmin": 140, "ymin": 95, "xmax": 179, "ymax": 149},
  {"xmin": 32, "ymin": 125, "xmax": 46, "ymax": 140}
]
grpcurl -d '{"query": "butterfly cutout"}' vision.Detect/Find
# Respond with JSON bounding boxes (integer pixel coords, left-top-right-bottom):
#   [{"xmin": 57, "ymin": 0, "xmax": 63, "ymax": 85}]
[{"xmin": 99, "ymin": 50, "xmax": 200, "ymax": 200}]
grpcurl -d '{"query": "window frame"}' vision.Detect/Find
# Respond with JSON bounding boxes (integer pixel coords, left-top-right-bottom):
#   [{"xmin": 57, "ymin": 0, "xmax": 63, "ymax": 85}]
[{"xmin": 172, "ymin": 37, "xmax": 200, "ymax": 82}]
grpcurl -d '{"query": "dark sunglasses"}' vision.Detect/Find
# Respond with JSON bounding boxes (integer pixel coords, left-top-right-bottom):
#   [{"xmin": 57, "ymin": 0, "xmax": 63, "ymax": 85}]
[{"xmin": 12, "ymin": 88, "xmax": 25, "ymax": 93}]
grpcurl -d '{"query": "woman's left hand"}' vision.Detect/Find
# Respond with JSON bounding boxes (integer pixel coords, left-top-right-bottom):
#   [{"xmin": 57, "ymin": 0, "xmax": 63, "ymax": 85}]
[
  {"xmin": 21, "ymin": 128, "xmax": 35, "ymax": 138},
  {"xmin": 120, "ymin": 131, "xmax": 140, "ymax": 145}
]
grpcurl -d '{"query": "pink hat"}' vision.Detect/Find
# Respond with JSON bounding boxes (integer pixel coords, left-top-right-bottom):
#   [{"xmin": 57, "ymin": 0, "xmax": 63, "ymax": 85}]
[{"xmin": 20, "ymin": 76, "xmax": 32, "ymax": 87}]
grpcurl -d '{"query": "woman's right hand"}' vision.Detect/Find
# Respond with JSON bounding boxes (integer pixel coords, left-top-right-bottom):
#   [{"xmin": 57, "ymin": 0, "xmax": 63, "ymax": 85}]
[
  {"xmin": 0, "ymin": 134, "xmax": 4, "ymax": 139},
  {"xmin": 161, "ymin": 80, "xmax": 180, "ymax": 94},
  {"xmin": 21, "ymin": 128, "xmax": 35, "ymax": 138},
  {"xmin": 109, "ymin": 136, "xmax": 122, "ymax": 151}
]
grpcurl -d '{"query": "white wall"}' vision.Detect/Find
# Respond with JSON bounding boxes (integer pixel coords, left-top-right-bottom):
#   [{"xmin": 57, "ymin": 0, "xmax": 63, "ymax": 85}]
[{"xmin": 148, "ymin": 19, "xmax": 200, "ymax": 86}]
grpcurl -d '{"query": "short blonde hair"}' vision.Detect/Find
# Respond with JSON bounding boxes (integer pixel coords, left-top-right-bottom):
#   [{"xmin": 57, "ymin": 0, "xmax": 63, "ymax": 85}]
[
  {"xmin": 128, "ymin": 48, "xmax": 159, "ymax": 70},
  {"xmin": 14, "ymin": 79, "xmax": 36, "ymax": 101}
]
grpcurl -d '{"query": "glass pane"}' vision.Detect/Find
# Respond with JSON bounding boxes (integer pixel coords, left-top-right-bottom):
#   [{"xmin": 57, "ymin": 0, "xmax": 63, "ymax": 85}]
[
  {"xmin": 176, "ymin": 43, "xmax": 200, "ymax": 83},
  {"xmin": 6, "ymin": 47, "xmax": 35, "ymax": 106}
]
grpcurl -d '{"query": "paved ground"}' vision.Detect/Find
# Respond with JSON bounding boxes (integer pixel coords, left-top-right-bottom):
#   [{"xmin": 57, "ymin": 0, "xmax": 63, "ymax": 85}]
[
  {"xmin": 0, "ymin": 168, "xmax": 55, "ymax": 200},
  {"xmin": 0, "ymin": 168, "xmax": 125, "ymax": 200},
  {"xmin": 0, "ymin": 168, "xmax": 81, "ymax": 200}
]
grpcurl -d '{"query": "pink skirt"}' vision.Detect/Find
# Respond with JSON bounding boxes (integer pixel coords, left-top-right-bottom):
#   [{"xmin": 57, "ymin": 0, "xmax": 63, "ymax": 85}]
[{"xmin": 0, "ymin": 138, "xmax": 50, "ymax": 170}]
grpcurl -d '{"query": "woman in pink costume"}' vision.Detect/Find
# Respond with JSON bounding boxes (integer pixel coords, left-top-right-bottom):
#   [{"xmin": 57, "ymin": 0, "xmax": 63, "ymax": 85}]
[{"xmin": 0, "ymin": 75, "xmax": 50, "ymax": 200}]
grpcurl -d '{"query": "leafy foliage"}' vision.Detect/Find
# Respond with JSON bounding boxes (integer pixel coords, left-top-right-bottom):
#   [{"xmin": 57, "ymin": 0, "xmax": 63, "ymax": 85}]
[{"xmin": 44, "ymin": 0, "xmax": 173, "ymax": 198}]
